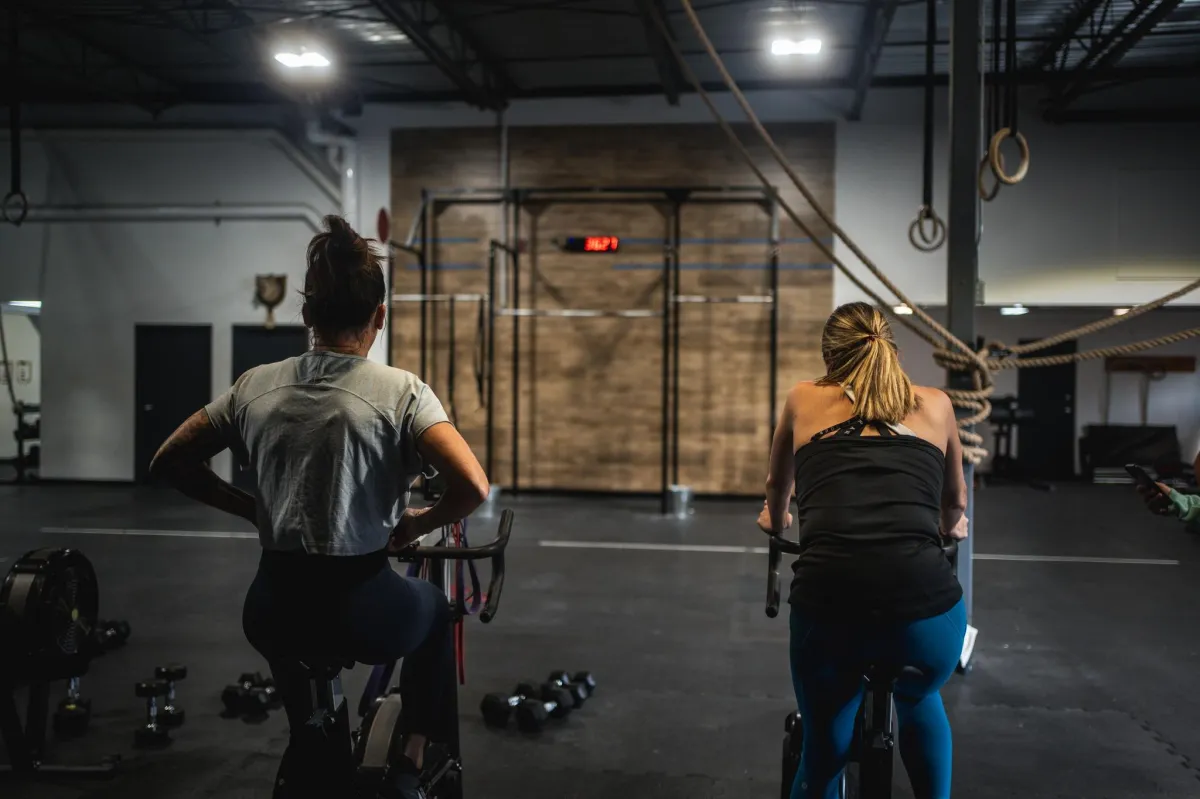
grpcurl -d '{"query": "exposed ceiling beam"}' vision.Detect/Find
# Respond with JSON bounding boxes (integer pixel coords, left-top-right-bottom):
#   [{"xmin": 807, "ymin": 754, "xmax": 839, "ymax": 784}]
[
  {"xmin": 14, "ymin": 65, "xmax": 1199, "ymax": 107},
  {"xmin": 367, "ymin": 0, "xmax": 512, "ymax": 111},
  {"xmin": 633, "ymin": 0, "xmax": 684, "ymax": 106},
  {"xmin": 1046, "ymin": 0, "xmax": 1185, "ymax": 116},
  {"xmin": 1053, "ymin": 106, "xmax": 1200, "ymax": 123},
  {"xmin": 1024, "ymin": 0, "xmax": 1108, "ymax": 72},
  {"xmin": 425, "ymin": 0, "xmax": 517, "ymax": 93},
  {"xmin": 847, "ymin": 0, "xmax": 903, "ymax": 121},
  {"xmin": 18, "ymin": 2, "xmax": 183, "ymax": 93}
]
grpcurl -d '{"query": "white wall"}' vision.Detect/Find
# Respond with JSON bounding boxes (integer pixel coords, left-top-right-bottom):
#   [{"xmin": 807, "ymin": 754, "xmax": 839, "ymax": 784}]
[
  {"xmin": 0, "ymin": 310, "xmax": 40, "ymax": 462},
  {"xmin": 0, "ymin": 129, "xmax": 345, "ymax": 480},
  {"xmin": 892, "ymin": 306, "xmax": 1200, "ymax": 471},
  {"xmin": 834, "ymin": 89, "xmax": 1200, "ymax": 309}
]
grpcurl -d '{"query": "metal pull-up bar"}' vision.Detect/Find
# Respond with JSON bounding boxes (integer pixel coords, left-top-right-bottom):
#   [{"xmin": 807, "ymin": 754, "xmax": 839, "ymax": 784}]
[
  {"xmin": 393, "ymin": 293, "xmax": 488, "ymax": 303},
  {"xmin": 498, "ymin": 308, "xmax": 661, "ymax": 319},
  {"xmin": 674, "ymin": 294, "xmax": 774, "ymax": 305},
  {"xmin": 398, "ymin": 185, "xmax": 784, "ymax": 513}
]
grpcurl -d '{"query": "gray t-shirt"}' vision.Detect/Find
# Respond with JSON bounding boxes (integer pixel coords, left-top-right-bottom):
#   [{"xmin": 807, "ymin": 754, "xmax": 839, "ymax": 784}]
[{"xmin": 205, "ymin": 351, "xmax": 449, "ymax": 555}]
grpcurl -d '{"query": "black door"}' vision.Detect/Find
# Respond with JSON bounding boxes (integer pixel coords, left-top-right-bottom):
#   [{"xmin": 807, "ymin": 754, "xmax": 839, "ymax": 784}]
[
  {"xmin": 230, "ymin": 325, "xmax": 309, "ymax": 491},
  {"xmin": 1016, "ymin": 338, "xmax": 1077, "ymax": 481},
  {"xmin": 135, "ymin": 325, "xmax": 213, "ymax": 483}
]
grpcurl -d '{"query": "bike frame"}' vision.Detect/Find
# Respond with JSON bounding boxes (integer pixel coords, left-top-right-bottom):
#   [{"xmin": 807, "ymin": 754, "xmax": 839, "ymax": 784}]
[{"xmin": 356, "ymin": 509, "xmax": 513, "ymax": 799}]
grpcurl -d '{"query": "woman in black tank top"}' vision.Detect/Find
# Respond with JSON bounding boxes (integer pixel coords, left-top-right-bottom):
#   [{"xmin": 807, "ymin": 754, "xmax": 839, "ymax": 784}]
[{"xmin": 758, "ymin": 302, "xmax": 968, "ymax": 799}]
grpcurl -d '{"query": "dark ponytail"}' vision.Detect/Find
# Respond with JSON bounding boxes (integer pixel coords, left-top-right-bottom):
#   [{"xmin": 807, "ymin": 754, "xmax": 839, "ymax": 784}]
[{"xmin": 302, "ymin": 215, "xmax": 386, "ymax": 340}]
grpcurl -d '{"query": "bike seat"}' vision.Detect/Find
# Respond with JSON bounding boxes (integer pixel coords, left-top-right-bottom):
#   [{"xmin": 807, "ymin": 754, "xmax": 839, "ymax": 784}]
[
  {"xmin": 296, "ymin": 654, "xmax": 356, "ymax": 680},
  {"xmin": 864, "ymin": 663, "xmax": 926, "ymax": 684}
]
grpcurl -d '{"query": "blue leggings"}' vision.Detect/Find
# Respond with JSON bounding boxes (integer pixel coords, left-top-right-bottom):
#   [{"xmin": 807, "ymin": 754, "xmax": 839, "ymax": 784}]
[{"xmin": 789, "ymin": 599, "xmax": 966, "ymax": 799}]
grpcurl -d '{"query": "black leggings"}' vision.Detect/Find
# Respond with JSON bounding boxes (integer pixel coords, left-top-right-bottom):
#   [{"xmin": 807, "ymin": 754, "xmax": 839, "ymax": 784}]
[{"xmin": 242, "ymin": 550, "xmax": 454, "ymax": 743}]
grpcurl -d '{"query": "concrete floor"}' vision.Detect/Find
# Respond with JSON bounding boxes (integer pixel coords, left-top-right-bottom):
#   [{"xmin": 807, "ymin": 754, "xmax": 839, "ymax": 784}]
[{"xmin": 2, "ymin": 482, "xmax": 1199, "ymax": 797}]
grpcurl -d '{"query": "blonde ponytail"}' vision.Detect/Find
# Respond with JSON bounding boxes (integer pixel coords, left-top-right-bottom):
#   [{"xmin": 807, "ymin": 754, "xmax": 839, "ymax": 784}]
[{"xmin": 815, "ymin": 302, "xmax": 917, "ymax": 424}]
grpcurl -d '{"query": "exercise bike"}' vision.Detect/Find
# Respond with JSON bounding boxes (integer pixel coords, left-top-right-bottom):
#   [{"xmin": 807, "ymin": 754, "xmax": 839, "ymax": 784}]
[
  {"xmin": 765, "ymin": 533, "xmax": 959, "ymax": 799},
  {"xmin": 272, "ymin": 509, "xmax": 513, "ymax": 799}
]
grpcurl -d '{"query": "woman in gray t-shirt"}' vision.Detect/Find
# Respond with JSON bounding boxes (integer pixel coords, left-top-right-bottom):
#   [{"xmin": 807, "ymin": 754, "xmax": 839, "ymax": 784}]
[{"xmin": 150, "ymin": 215, "xmax": 488, "ymax": 799}]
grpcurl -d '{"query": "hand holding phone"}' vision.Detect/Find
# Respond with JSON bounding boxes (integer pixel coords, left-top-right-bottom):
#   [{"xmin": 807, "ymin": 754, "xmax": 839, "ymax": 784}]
[
  {"xmin": 1126, "ymin": 464, "xmax": 1174, "ymax": 516},
  {"xmin": 1124, "ymin": 463, "xmax": 1162, "ymax": 491}
]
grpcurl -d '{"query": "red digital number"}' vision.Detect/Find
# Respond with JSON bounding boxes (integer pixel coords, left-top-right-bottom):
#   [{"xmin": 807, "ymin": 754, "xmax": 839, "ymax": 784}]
[{"xmin": 584, "ymin": 236, "xmax": 618, "ymax": 252}]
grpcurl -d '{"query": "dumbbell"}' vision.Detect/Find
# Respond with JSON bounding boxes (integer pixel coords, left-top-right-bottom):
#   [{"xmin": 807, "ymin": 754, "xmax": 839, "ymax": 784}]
[
  {"xmin": 515, "ymin": 683, "xmax": 575, "ymax": 733},
  {"xmin": 221, "ymin": 685, "xmax": 271, "ymax": 720},
  {"xmin": 221, "ymin": 673, "xmax": 280, "ymax": 719},
  {"xmin": 134, "ymin": 679, "xmax": 172, "ymax": 748},
  {"xmin": 155, "ymin": 664, "xmax": 187, "ymax": 727},
  {"xmin": 480, "ymin": 682, "xmax": 541, "ymax": 728},
  {"xmin": 238, "ymin": 672, "xmax": 282, "ymax": 708},
  {"xmin": 571, "ymin": 671, "xmax": 597, "ymax": 696},
  {"xmin": 92, "ymin": 619, "xmax": 132, "ymax": 655},
  {"xmin": 546, "ymin": 671, "xmax": 594, "ymax": 708},
  {"xmin": 52, "ymin": 676, "xmax": 91, "ymax": 738}
]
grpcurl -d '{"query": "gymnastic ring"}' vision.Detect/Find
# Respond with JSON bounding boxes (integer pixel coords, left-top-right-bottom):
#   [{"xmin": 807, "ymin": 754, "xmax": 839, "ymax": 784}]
[
  {"xmin": 987, "ymin": 127, "xmax": 1030, "ymax": 186},
  {"xmin": 2, "ymin": 190, "xmax": 28, "ymax": 226},
  {"xmin": 908, "ymin": 205, "xmax": 946, "ymax": 252},
  {"xmin": 977, "ymin": 155, "xmax": 1001, "ymax": 202}
]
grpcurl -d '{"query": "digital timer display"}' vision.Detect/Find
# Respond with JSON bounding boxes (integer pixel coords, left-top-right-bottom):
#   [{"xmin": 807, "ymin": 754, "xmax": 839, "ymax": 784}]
[{"xmin": 562, "ymin": 236, "xmax": 620, "ymax": 253}]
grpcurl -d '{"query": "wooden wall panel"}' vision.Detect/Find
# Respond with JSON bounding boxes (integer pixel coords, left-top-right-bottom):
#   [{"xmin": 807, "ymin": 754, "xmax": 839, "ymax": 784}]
[{"xmin": 391, "ymin": 123, "xmax": 834, "ymax": 495}]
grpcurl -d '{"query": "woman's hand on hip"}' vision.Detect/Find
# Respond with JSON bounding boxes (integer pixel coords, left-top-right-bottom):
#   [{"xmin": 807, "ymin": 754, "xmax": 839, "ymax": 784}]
[
  {"xmin": 389, "ymin": 507, "xmax": 430, "ymax": 552},
  {"xmin": 945, "ymin": 514, "xmax": 969, "ymax": 540},
  {"xmin": 757, "ymin": 499, "xmax": 792, "ymax": 534}
]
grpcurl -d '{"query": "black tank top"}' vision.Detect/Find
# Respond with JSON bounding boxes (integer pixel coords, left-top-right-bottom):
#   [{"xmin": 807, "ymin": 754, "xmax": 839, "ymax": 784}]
[{"xmin": 787, "ymin": 416, "xmax": 963, "ymax": 623}]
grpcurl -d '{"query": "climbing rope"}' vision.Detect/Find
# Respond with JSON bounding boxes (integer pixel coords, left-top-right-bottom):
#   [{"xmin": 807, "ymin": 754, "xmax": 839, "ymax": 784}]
[
  {"xmin": 657, "ymin": 1, "xmax": 994, "ymax": 461},
  {"xmin": 657, "ymin": 0, "xmax": 1199, "ymax": 464}
]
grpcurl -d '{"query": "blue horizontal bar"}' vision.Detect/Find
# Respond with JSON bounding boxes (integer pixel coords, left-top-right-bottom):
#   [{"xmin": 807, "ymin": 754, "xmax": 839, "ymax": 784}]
[
  {"xmin": 613, "ymin": 262, "xmax": 833, "ymax": 271},
  {"xmin": 433, "ymin": 237, "xmax": 479, "ymax": 244}
]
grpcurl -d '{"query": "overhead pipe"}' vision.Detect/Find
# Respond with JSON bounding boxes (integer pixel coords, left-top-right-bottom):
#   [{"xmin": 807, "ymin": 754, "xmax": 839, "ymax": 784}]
[
  {"xmin": 20, "ymin": 203, "xmax": 324, "ymax": 232},
  {"xmin": 0, "ymin": 128, "xmax": 342, "ymax": 210},
  {"xmin": 305, "ymin": 120, "xmax": 357, "ymax": 228},
  {"xmin": 265, "ymin": 130, "xmax": 342, "ymax": 209}
]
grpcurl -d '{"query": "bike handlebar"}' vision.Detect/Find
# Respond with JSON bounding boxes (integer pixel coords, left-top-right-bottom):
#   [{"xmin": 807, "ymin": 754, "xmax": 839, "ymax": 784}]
[
  {"xmin": 764, "ymin": 533, "xmax": 960, "ymax": 618},
  {"xmin": 393, "ymin": 508, "xmax": 513, "ymax": 623}
]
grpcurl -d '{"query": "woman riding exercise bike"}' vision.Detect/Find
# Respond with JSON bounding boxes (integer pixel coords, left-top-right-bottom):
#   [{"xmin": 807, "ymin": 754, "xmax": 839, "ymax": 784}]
[
  {"xmin": 150, "ymin": 215, "xmax": 490, "ymax": 799},
  {"xmin": 758, "ymin": 302, "xmax": 969, "ymax": 799}
]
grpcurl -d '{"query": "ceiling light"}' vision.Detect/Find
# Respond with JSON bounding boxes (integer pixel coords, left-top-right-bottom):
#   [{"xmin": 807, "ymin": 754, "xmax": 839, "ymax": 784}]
[
  {"xmin": 771, "ymin": 38, "xmax": 822, "ymax": 56},
  {"xmin": 999, "ymin": 303, "xmax": 1029, "ymax": 316},
  {"xmin": 892, "ymin": 304, "xmax": 913, "ymax": 315},
  {"xmin": 274, "ymin": 49, "xmax": 331, "ymax": 69},
  {"xmin": 1113, "ymin": 307, "xmax": 1130, "ymax": 316},
  {"xmin": 6, "ymin": 300, "xmax": 41, "ymax": 309}
]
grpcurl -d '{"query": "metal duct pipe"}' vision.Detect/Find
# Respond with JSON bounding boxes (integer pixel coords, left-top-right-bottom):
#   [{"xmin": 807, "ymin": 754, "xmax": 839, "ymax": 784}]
[
  {"xmin": 0, "ymin": 128, "xmax": 343, "ymax": 209},
  {"xmin": 265, "ymin": 130, "xmax": 342, "ymax": 209},
  {"xmin": 20, "ymin": 203, "xmax": 324, "ymax": 232},
  {"xmin": 305, "ymin": 120, "xmax": 357, "ymax": 229}
]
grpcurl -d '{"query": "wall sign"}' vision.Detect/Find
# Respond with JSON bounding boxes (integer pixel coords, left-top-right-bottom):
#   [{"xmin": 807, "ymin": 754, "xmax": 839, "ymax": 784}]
[{"xmin": 0, "ymin": 360, "xmax": 33, "ymax": 385}]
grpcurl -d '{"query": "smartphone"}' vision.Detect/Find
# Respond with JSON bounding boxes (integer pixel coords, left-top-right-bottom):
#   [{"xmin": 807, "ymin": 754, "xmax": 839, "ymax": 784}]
[{"xmin": 1125, "ymin": 463, "xmax": 1167, "ymax": 494}]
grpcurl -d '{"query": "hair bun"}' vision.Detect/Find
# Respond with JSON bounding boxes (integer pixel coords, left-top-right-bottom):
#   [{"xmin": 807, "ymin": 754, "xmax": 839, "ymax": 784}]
[{"xmin": 322, "ymin": 215, "xmax": 362, "ymax": 264}]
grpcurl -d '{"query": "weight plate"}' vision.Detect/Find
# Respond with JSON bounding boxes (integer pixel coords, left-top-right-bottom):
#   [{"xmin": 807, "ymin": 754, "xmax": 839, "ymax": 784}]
[{"xmin": 0, "ymin": 549, "xmax": 99, "ymax": 663}]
